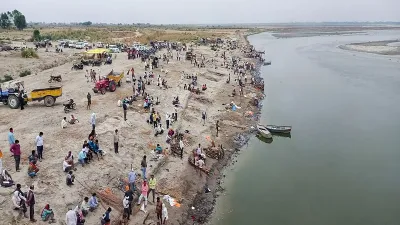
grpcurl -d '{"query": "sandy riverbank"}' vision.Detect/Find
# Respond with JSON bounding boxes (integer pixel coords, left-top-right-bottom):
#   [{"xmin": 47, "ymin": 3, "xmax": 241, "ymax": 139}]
[
  {"xmin": 339, "ymin": 40, "xmax": 400, "ymax": 55},
  {"xmin": 0, "ymin": 30, "xmax": 264, "ymax": 225}
]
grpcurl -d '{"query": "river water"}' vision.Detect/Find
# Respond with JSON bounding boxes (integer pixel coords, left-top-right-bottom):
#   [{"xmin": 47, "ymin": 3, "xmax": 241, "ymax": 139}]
[{"xmin": 212, "ymin": 30, "xmax": 400, "ymax": 225}]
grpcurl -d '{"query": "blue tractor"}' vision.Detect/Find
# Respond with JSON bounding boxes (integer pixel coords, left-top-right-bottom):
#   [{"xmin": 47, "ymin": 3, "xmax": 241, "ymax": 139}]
[{"xmin": 0, "ymin": 81, "xmax": 25, "ymax": 109}]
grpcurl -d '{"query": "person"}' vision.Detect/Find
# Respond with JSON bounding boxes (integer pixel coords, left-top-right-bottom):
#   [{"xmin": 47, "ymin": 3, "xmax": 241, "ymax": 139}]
[
  {"xmin": 66, "ymin": 171, "xmax": 75, "ymax": 186},
  {"xmin": 124, "ymin": 187, "xmax": 134, "ymax": 216},
  {"xmin": 114, "ymin": 129, "xmax": 119, "ymax": 154},
  {"xmin": 123, "ymin": 102, "xmax": 128, "ymax": 121},
  {"xmin": 154, "ymin": 144, "xmax": 162, "ymax": 154},
  {"xmin": 148, "ymin": 174, "xmax": 157, "ymax": 203},
  {"xmin": 28, "ymin": 161, "xmax": 39, "ymax": 177},
  {"xmin": 35, "ymin": 132, "xmax": 44, "ymax": 161},
  {"xmin": 155, "ymin": 124, "xmax": 164, "ymax": 136},
  {"xmin": 179, "ymin": 139, "xmax": 184, "ymax": 159},
  {"xmin": 165, "ymin": 113, "xmax": 170, "ymax": 129},
  {"xmin": 123, "ymin": 196, "xmax": 130, "ymax": 220},
  {"xmin": 87, "ymin": 92, "xmax": 91, "ymax": 110},
  {"xmin": 91, "ymin": 113, "xmax": 96, "ymax": 132},
  {"xmin": 10, "ymin": 140, "xmax": 21, "ymax": 172},
  {"xmin": 64, "ymin": 151, "xmax": 74, "ymax": 171},
  {"xmin": 26, "ymin": 185, "xmax": 36, "ymax": 222},
  {"xmin": 128, "ymin": 169, "xmax": 136, "ymax": 191},
  {"xmin": 65, "ymin": 207, "xmax": 77, "ymax": 225},
  {"xmin": 69, "ymin": 115, "xmax": 79, "ymax": 124},
  {"xmin": 63, "ymin": 159, "xmax": 73, "ymax": 173},
  {"xmin": 174, "ymin": 106, "xmax": 178, "ymax": 121},
  {"xmin": 137, "ymin": 180, "xmax": 148, "ymax": 207},
  {"xmin": 0, "ymin": 168, "xmax": 14, "ymax": 187},
  {"xmin": 162, "ymin": 201, "xmax": 168, "ymax": 224},
  {"xmin": 61, "ymin": 117, "xmax": 68, "ymax": 129},
  {"xmin": 93, "ymin": 139, "xmax": 103, "ymax": 159},
  {"xmin": 141, "ymin": 155, "xmax": 147, "ymax": 180},
  {"xmin": 18, "ymin": 91, "xmax": 24, "ymax": 110},
  {"xmin": 202, "ymin": 111, "xmax": 207, "ymax": 126},
  {"xmin": 8, "ymin": 128, "xmax": 15, "ymax": 146},
  {"xmin": 12, "ymin": 184, "xmax": 27, "ymax": 217},
  {"xmin": 196, "ymin": 144, "xmax": 202, "ymax": 156},
  {"xmin": 101, "ymin": 207, "xmax": 112, "ymax": 225},
  {"xmin": 216, "ymin": 120, "xmax": 220, "ymax": 137},
  {"xmin": 156, "ymin": 197, "xmax": 162, "ymax": 223},
  {"xmin": 28, "ymin": 150, "xmax": 38, "ymax": 164},
  {"xmin": 41, "ymin": 204, "xmax": 55, "ymax": 223},
  {"xmin": 196, "ymin": 157, "xmax": 205, "ymax": 169},
  {"xmin": 89, "ymin": 193, "xmax": 98, "ymax": 211},
  {"xmin": 81, "ymin": 197, "xmax": 90, "ymax": 216},
  {"xmin": 78, "ymin": 148, "xmax": 87, "ymax": 166}
]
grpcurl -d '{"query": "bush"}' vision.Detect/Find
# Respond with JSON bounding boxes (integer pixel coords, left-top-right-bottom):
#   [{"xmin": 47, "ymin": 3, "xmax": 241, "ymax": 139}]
[
  {"xmin": 21, "ymin": 48, "xmax": 38, "ymax": 58},
  {"xmin": 0, "ymin": 75, "xmax": 14, "ymax": 83},
  {"xmin": 19, "ymin": 70, "xmax": 31, "ymax": 77}
]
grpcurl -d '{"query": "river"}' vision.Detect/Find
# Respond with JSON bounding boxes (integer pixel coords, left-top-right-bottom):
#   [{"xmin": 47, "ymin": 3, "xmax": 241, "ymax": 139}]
[{"xmin": 211, "ymin": 30, "xmax": 400, "ymax": 225}]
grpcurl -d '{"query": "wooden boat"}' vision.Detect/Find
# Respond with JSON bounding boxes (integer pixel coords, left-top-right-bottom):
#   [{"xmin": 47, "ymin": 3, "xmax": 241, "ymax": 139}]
[
  {"xmin": 257, "ymin": 124, "xmax": 272, "ymax": 139},
  {"xmin": 263, "ymin": 61, "xmax": 271, "ymax": 66},
  {"xmin": 266, "ymin": 125, "xmax": 292, "ymax": 134},
  {"xmin": 256, "ymin": 134, "xmax": 273, "ymax": 143}
]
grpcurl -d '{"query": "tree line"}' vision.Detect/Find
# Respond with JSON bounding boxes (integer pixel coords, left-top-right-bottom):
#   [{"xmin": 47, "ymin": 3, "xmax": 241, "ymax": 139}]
[{"xmin": 0, "ymin": 10, "xmax": 27, "ymax": 30}]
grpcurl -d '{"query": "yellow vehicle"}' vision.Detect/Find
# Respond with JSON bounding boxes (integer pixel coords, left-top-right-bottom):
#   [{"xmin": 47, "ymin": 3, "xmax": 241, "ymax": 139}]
[
  {"xmin": 107, "ymin": 70, "xmax": 124, "ymax": 86},
  {"xmin": 27, "ymin": 87, "xmax": 63, "ymax": 106},
  {"xmin": 6, "ymin": 81, "xmax": 62, "ymax": 109}
]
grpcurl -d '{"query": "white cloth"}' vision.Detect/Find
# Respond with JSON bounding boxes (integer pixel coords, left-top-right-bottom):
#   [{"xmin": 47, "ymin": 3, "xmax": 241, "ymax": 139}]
[
  {"xmin": 179, "ymin": 140, "xmax": 184, "ymax": 149},
  {"xmin": 66, "ymin": 209, "xmax": 77, "ymax": 225},
  {"xmin": 61, "ymin": 119, "xmax": 68, "ymax": 129},
  {"xmin": 35, "ymin": 136, "xmax": 43, "ymax": 147}
]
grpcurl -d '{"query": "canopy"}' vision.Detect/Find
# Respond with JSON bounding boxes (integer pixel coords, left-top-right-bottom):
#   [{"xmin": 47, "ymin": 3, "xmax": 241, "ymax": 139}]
[{"xmin": 85, "ymin": 48, "xmax": 111, "ymax": 54}]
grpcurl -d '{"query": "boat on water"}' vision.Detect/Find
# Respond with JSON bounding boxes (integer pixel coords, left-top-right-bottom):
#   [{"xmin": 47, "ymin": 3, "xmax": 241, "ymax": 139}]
[
  {"xmin": 256, "ymin": 134, "xmax": 273, "ymax": 143},
  {"xmin": 257, "ymin": 124, "xmax": 272, "ymax": 139},
  {"xmin": 263, "ymin": 61, "xmax": 271, "ymax": 66},
  {"xmin": 266, "ymin": 125, "xmax": 292, "ymax": 134}
]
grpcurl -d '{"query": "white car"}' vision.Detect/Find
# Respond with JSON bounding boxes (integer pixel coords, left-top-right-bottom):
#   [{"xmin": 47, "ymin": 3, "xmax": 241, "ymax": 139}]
[
  {"xmin": 110, "ymin": 48, "xmax": 120, "ymax": 53},
  {"xmin": 75, "ymin": 42, "xmax": 84, "ymax": 49}
]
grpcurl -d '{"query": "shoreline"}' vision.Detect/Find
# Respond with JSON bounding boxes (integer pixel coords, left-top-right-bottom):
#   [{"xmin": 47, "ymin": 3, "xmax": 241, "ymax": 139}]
[{"xmin": 180, "ymin": 32, "xmax": 265, "ymax": 224}]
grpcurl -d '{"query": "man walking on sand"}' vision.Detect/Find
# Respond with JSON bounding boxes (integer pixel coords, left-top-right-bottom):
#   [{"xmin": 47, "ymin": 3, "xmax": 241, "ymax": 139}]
[
  {"xmin": 141, "ymin": 155, "xmax": 147, "ymax": 180},
  {"xmin": 179, "ymin": 138, "xmax": 184, "ymax": 159},
  {"xmin": 147, "ymin": 174, "xmax": 157, "ymax": 203},
  {"xmin": 87, "ymin": 93, "xmax": 91, "ymax": 110},
  {"xmin": 202, "ymin": 111, "xmax": 207, "ymax": 126},
  {"xmin": 26, "ymin": 185, "xmax": 36, "ymax": 222},
  {"xmin": 35, "ymin": 132, "xmax": 44, "ymax": 162},
  {"xmin": 216, "ymin": 120, "xmax": 220, "ymax": 137},
  {"xmin": 114, "ymin": 129, "xmax": 119, "ymax": 154},
  {"xmin": 123, "ymin": 102, "xmax": 128, "ymax": 121},
  {"xmin": 8, "ymin": 128, "xmax": 15, "ymax": 147},
  {"xmin": 10, "ymin": 140, "xmax": 21, "ymax": 172},
  {"xmin": 91, "ymin": 113, "xmax": 96, "ymax": 132}
]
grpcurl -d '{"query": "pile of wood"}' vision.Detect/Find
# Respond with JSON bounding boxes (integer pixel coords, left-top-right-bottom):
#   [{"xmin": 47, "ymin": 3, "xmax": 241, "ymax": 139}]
[
  {"xmin": 97, "ymin": 189, "xmax": 123, "ymax": 212},
  {"xmin": 204, "ymin": 146, "xmax": 225, "ymax": 160}
]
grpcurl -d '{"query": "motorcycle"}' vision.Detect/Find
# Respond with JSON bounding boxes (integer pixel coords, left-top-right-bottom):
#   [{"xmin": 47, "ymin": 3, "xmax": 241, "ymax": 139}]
[
  {"xmin": 63, "ymin": 99, "xmax": 76, "ymax": 113},
  {"xmin": 48, "ymin": 75, "xmax": 62, "ymax": 83}
]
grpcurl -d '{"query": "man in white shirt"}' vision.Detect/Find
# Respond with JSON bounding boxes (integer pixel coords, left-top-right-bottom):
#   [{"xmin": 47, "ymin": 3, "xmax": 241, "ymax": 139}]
[
  {"xmin": 35, "ymin": 132, "xmax": 44, "ymax": 161},
  {"xmin": 179, "ymin": 139, "xmax": 184, "ymax": 159}
]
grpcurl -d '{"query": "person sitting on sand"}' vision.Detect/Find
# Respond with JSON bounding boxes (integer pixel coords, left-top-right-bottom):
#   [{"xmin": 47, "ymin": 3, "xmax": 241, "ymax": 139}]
[
  {"xmin": 65, "ymin": 151, "xmax": 74, "ymax": 168},
  {"xmin": 63, "ymin": 159, "xmax": 73, "ymax": 173},
  {"xmin": 155, "ymin": 144, "xmax": 163, "ymax": 154},
  {"xmin": 61, "ymin": 117, "xmax": 68, "ymax": 129},
  {"xmin": 66, "ymin": 171, "xmax": 75, "ymax": 186},
  {"xmin": 92, "ymin": 139, "xmax": 103, "ymax": 159},
  {"xmin": 232, "ymin": 89, "xmax": 236, "ymax": 96},
  {"xmin": 89, "ymin": 193, "xmax": 99, "ymax": 211},
  {"xmin": 69, "ymin": 115, "xmax": 79, "ymax": 124},
  {"xmin": 202, "ymin": 84, "xmax": 207, "ymax": 91},
  {"xmin": 81, "ymin": 197, "xmax": 90, "ymax": 216},
  {"xmin": 0, "ymin": 168, "xmax": 14, "ymax": 187},
  {"xmin": 28, "ymin": 161, "xmax": 39, "ymax": 177},
  {"xmin": 28, "ymin": 150, "xmax": 39, "ymax": 164},
  {"xmin": 78, "ymin": 147, "xmax": 87, "ymax": 166},
  {"xmin": 41, "ymin": 204, "xmax": 55, "ymax": 223},
  {"xmin": 155, "ymin": 124, "xmax": 164, "ymax": 137}
]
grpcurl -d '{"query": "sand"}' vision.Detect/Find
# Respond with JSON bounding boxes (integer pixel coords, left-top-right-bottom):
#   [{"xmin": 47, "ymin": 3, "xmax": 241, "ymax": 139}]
[
  {"xmin": 339, "ymin": 40, "xmax": 400, "ymax": 55},
  {"xmin": 0, "ymin": 30, "xmax": 263, "ymax": 225}
]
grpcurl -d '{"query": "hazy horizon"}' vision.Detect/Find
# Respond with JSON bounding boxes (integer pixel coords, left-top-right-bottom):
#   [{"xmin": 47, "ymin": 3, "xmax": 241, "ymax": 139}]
[{"xmin": 1, "ymin": 0, "xmax": 400, "ymax": 24}]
